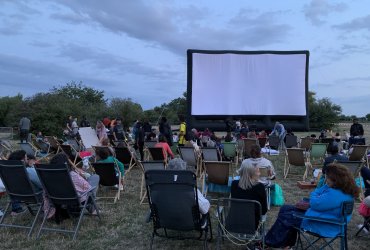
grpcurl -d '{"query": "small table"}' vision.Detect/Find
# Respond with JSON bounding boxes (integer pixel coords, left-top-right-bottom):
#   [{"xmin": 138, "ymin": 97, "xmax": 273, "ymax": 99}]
[{"xmin": 297, "ymin": 181, "xmax": 317, "ymax": 190}]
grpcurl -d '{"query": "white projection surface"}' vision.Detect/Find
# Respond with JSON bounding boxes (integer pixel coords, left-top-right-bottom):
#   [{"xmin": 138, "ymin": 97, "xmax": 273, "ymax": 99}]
[{"xmin": 191, "ymin": 53, "xmax": 307, "ymax": 116}]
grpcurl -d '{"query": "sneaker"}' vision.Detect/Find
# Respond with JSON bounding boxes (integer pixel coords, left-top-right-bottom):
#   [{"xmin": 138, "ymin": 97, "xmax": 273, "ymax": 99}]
[
  {"xmin": 119, "ymin": 184, "xmax": 124, "ymax": 191},
  {"xmin": 11, "ymin": 207, "xmax": 26, "ymax": 216},
  {"xmin": 357, "ymin": 224, "xmax": 369, "ymax": 234}
]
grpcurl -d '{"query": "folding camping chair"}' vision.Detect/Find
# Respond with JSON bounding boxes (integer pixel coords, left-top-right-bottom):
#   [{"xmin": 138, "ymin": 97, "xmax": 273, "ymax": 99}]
[
  {"xmin": 139, "ymin": 161, "xmax": 165, "ymax": 204},
  {"xmin": 216, "ymin": 198, "xmax": 265, "ymax": 249},
  {"xmin": 268, "ymin": 135, "xmax": 280, "ymax": 151},
  {"xmin": 35, "ymin": 163, "xmax": 100, "ymax": 240},
  {"xmin": 300, "ymin": 137, "xmax": 313, "ymax": 151},
  {"xmin": 336, "ymin": 160, "xmax": 364, "ymax": 198},
  {"xmin": 0, "ymin": 160, "xmax": 43, "ymax": 237},
  {"xmin": 145, "ymin": 169, "xmax": 212, "ymax": 249},
  {"xmin": 284, "ymin": 148, "xmax": 311, "ymax": 180},
  {"xmin": 222, "ymin": 142, "xmax": 239, "ymax": 172},
  {"xmin": 92, "ymin": 162, "xmax": 121, "ymax": 204},
  {"xmin": 294, "ymin": 201, "xmax": 354, "ymax": 250}
]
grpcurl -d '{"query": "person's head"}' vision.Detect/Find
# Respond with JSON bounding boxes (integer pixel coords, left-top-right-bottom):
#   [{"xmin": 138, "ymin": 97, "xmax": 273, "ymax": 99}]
[
  {"xmin": 327, "ymin": 143, "xmax": 339, "ymax": 155},
  {"xmin": 158, "ymin": 134, "xmax": 167, "ymax": 143},
  {"xmin": 50, "ymin": 153, "xmax": 73, "ymax": 171},
  {"xmin": 353, "ymin": 118, "xmax": 358, "ymax": 124},
  {"xmin": 250, "ymin": 144, "xmax": 262, "ymax": 158},
  {"xmin": 68, "ymin": 115, "xmax": 72, "ymax": 120},
  {"xmin": 116, "ymin": 118, "xmax": 122, "ymax": 125},
  {"xmin": 178, "ymin": 114, "xmax": 185, "ymax": 123},
  {"xmin": 96, "ymin": 147, "xmax": 110, "ymax": 160},
  {"xmin": 161, "ymin": 117, "xmax": 167, "ymax": 123},
  {"xmin": 325, "ymin": 163, "xmax": 359, "ymax": 197},
  {"xmin": 310, "ymin": 134, "xmax": 317, "ymax": 138},
  {"xmin": 8, "ymin": 150, "xmax": 27, "ymax": 161},
  {"xmin": 101, "ymin": 137, "xmax": 110, "ymax": 146},
  {"xmin": 96, "ymin": 120, "xmax": 104, "ymax": 128},
  {"xmin": 238, "ymin": 163, "xmax": 260, "ymax": 190},
  {"xmin": 26, "ymin": 154, "xmax": 36, "ymax": 167},
  {"xmin": 167, "ymin": 158, "xmax": 188, "ymax": 171}
]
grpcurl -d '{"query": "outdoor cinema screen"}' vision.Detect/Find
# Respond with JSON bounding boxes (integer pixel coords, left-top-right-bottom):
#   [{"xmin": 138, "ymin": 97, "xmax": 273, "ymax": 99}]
[{"xmin": 188, "ymin": 50, "xmax": 309, "ymax": 117}]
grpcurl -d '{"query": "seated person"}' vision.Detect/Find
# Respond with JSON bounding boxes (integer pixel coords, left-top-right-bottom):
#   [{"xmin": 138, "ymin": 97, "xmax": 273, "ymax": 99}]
[
  {"xmin": 155, "ymin": 135, "xmax": 174, "ymax": 159},
  {"xmin": 45, "ymin": 153, "xmax": 100, "ymax": 218},
  {"xmin": 265, "ymin": 164, "xmax": 358, "ymax": 248},
  {"xmin": 224, "ymin": 131, "xmax": 234, "ymax": 142},
  {"xmin": 361, "ymin": 167, "xmax": 370, "ymax": 197},
  {"xmin": 237, "ymin": 145, "xmax": 276, "ymax": 186},
  {"xmin": 231, "ymin": 161, "xmax": 268, "ymax": 217},
  {"xmin": 167, "ymin": 158, "xmax": 210, "ymax": 215},
  {"xmin": 316, "ymin": 143, "xmax": 348, "ymax": 188},
  {"xmin": 7, "ymin": 150, "xmax": 43, "ymax": 215},
  {"xmin": 95, "ymin": 147, "xmax": 125, "ymax": 189}
]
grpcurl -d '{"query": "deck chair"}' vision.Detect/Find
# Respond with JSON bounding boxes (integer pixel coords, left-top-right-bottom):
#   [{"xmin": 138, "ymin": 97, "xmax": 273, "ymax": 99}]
[
  {"xmin": 285, "ymin": 135, "xmax": 298, "ymax": 148},
  {"xmin": 242, "ymin": 138, "xmax": 257, "ymax": 159},
  {"xmin": 144, "ymin": 140, "xmax": 157, "ymax": 160},
  {"xmin": 35, "ymin": 163, "xmax": 100, "ymax": 240},
  {"xmin": 18, "ymin": 142, "xmax": 49, "ymax": 161},
  {"xmin": 217, "ymin": 198, "xmax": 265, "ymax": 249},
  {"xmin": 67, "ymin": 138, "xmax": 83, "ymax": 152},
  {"xmin": 59, "ymin": 144, "xmax": 82, "ymax": 166},
  {"xmin": 92, "ymin": 162, "xmax": 121, "ymax": 203},
  {"xmin": 222, "ymin": 142, "xmax": 238, "ymax": 172},
  {"xmin": 202, "ymin": 147, "xmax": 221, "ymax": 162},
  {"xmin": 93, "ymin": 146, "xmax": 114, "ymax": 156},
  {"xmin": 0, "ymin": 142, "xmax": 11, "ymax": 160},
  {"xmin": 0, "ymin": 160, "xmax": 43, "ymax": 237},
  {"xmin": 310, "ymin": 143, "xmax": 328, "ymax": 167},
  {"xmin": 178, "ymin": 146, "xmax": 200, "ymax": 174},
  {"xmin": 349, "ymin": 145, "xmax": 369, "ymax": 167},
  {"xmin": 145, "ymin": 169, "xmax": 212, "ymax": 249},
  {"xmin": 294, "ymin": 201, "xmax": 354, "ymax": 250},
  {"xmin": 114, "ymin": 146, "xmax": 138, "ymax": 173},
  {"xmin": 139, "ymin": 161, "xmax": 165, "ymax": 204},
  {"xmin": 31, "ymin": 134, "xmax": 53, "ymax": 156},
  {"xmin": 44, "ymin": 136, "xmax": 61, "ymax": 153},
  {"xmin": 284, "ymin": 148, "xmax": 311, "ymax": 180},
  {"xmin": 202, "ymin": 161, "xmax": 231, "ymax": 198},
  {"xmin": 258, "ymin": 137, "xmax": 268, "ymax": 148},
  {"xmin": 268, "ymin": 135, "xmax": 280, "ymax": 151},
  {"xmin": 147, "ymin": 147, "xmax": 167, "ymax": 165},
  {"xmin": 300, "ymin": 137, "xmax": 313, "ymax": 151}
]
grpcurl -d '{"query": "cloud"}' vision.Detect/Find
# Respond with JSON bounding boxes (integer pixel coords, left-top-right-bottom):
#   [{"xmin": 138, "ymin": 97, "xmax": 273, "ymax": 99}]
[
  {"xmin": 333, "ymin": 14, "xmax": 370, "ymax": 32},
  {"xmin": 303, "ymin": 0, "xmax": 347, "ymax": 26},
  {"xmin": 49, "ymin": 1, "xmax": 292, "ymax": 55}
]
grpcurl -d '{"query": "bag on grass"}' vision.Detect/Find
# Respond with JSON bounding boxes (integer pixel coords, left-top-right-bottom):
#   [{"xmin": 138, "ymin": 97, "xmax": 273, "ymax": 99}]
[{"xmin": 270, "ymin": 183, "xmax": 285, "ymax": 206}]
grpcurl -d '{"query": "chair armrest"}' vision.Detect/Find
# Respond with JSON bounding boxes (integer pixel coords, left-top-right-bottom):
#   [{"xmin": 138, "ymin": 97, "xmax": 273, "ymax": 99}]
[
  {"xmin": 78, "ymin": 186, "xmax": 96, "ymax": 198},
  {"xmin": 293, "ymin": 214, "xmax": 345, "ymax": 226}
]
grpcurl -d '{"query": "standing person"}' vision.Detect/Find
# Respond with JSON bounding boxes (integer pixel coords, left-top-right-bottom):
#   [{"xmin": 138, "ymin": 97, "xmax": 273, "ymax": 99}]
[
  {"xmin": 19, "ymin": 115, "xmax": 31, "ymax": 143},
  {"xmin": 270, "ymin": 121, "xmax": 286, "ymax": 148},
  {"xmin": 66, "ymin": 115, "xmax": 73, "ymax": 133},
  {"xmin": 96, "ymin": 120, "xmax": 108, "ymax": 145},
  {"xmin": 79, "ymin": 116, "xmax": 90, "ymax": 128},
  {"xmin": 178, "ymin": 115, "xmax": 186, "ymax": 147},
  {"xmin": 350, "ymin": 118, "xmax": 364, "ymax": 138},
  {"xmin": 135, "ymin": 121, "xmax": 145, "ymax": 161},
  {"xmin": 113, "ymin": 118, "xmax": 126, "ymax": 142},
  {"xmin": 71, "ymin": 117, "xmax": 79, "ymax": 137},
  {"xmin": 159, "ymin": 117, "xmax": 173, "ymax": 146}
]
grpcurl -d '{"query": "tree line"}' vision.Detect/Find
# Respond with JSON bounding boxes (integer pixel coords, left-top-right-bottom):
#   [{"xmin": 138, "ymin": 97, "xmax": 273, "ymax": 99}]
[{"xmin": 0, "ymin": 82, "xmax": 364, "ymax": 136}]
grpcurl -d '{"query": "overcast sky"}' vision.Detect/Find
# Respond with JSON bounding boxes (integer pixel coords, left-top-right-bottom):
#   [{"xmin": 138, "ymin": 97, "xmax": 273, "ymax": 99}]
[{"xmin": 0, "ymin": 0, "xmax": 369, "ymax": 116}]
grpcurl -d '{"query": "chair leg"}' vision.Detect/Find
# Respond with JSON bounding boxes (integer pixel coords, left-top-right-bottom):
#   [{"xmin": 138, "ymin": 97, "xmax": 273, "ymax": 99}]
[
  {"xmin": 0, "ymin": 202, "xmax": 11, "ymax": 224},
  {"xmin": 37, "ymin": 204, "xmax": 51, "ymax": 239},
  {"xmin": 28, "ymin": 203, "xmax": 43, "ymax": 238},
  {"xmin": 73, "ymin": 198, "xmax": 89, "ymax": 240}
]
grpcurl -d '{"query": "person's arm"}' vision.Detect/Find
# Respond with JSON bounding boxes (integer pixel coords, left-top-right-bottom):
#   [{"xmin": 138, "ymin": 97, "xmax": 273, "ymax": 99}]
[
  {"xmin": 196, "ymin": 189, "xmax": 210, "ymax": 215},
  {"xmin": 360, "ymin": 124, "xmax": 364, "ymax": 136},
  {"xmin": 256, "ymin": 184, "xmax": 268, "ymax": 215},
  {"xmin": 309, "ymin": 186, "xmax": 346, "ymax": 211},
  {"xmin": 114, "ymin": 157, "xmax": 125, "ymax": 176},
  {"xmin": 165, "ymin": 143, "xmax": 174, "ymax": 159}
]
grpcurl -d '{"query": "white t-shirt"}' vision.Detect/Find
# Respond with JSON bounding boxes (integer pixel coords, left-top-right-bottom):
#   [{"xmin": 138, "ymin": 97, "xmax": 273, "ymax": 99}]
[{"xmin": 237, "ymin": 157, "xmax": 276, "ymax": 185}]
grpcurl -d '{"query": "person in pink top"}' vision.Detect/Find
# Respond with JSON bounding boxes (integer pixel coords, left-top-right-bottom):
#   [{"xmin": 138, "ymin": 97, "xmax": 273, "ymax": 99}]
[{"xmin": 155, "ymin": 135, "xmax": 174, "ymax": 159}]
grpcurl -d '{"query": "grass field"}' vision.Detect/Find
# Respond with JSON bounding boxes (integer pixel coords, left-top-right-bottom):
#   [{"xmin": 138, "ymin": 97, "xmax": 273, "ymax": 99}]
[{"xmin": 0, "ymin": 123, "xmax": 369, "ymax": 249}]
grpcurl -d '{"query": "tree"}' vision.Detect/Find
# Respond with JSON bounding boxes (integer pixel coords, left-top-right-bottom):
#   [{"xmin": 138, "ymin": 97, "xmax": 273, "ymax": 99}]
[
  {"xmin": 108, "ymin": 98, "xmax": 143, "ymax": 128},
  {"xmin": 308, "ymin": 91, "xmax": 342, "ymax": 130},
  {"xmin": 0, "ymin": 94, "xmax": 23, "ymax": 127}
]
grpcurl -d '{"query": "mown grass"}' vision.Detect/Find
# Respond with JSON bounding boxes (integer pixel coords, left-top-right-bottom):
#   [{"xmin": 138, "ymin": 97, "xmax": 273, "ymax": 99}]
[{"xmin": 0, "ymin": 123, "xmax": 369, "ymax": 249}]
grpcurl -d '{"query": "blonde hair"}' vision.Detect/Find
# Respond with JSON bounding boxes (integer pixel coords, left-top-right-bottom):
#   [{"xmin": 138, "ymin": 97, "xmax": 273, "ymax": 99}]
[{"xmin": 238, "ymin": 162, "xmax": 258, "ymax": 190}]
